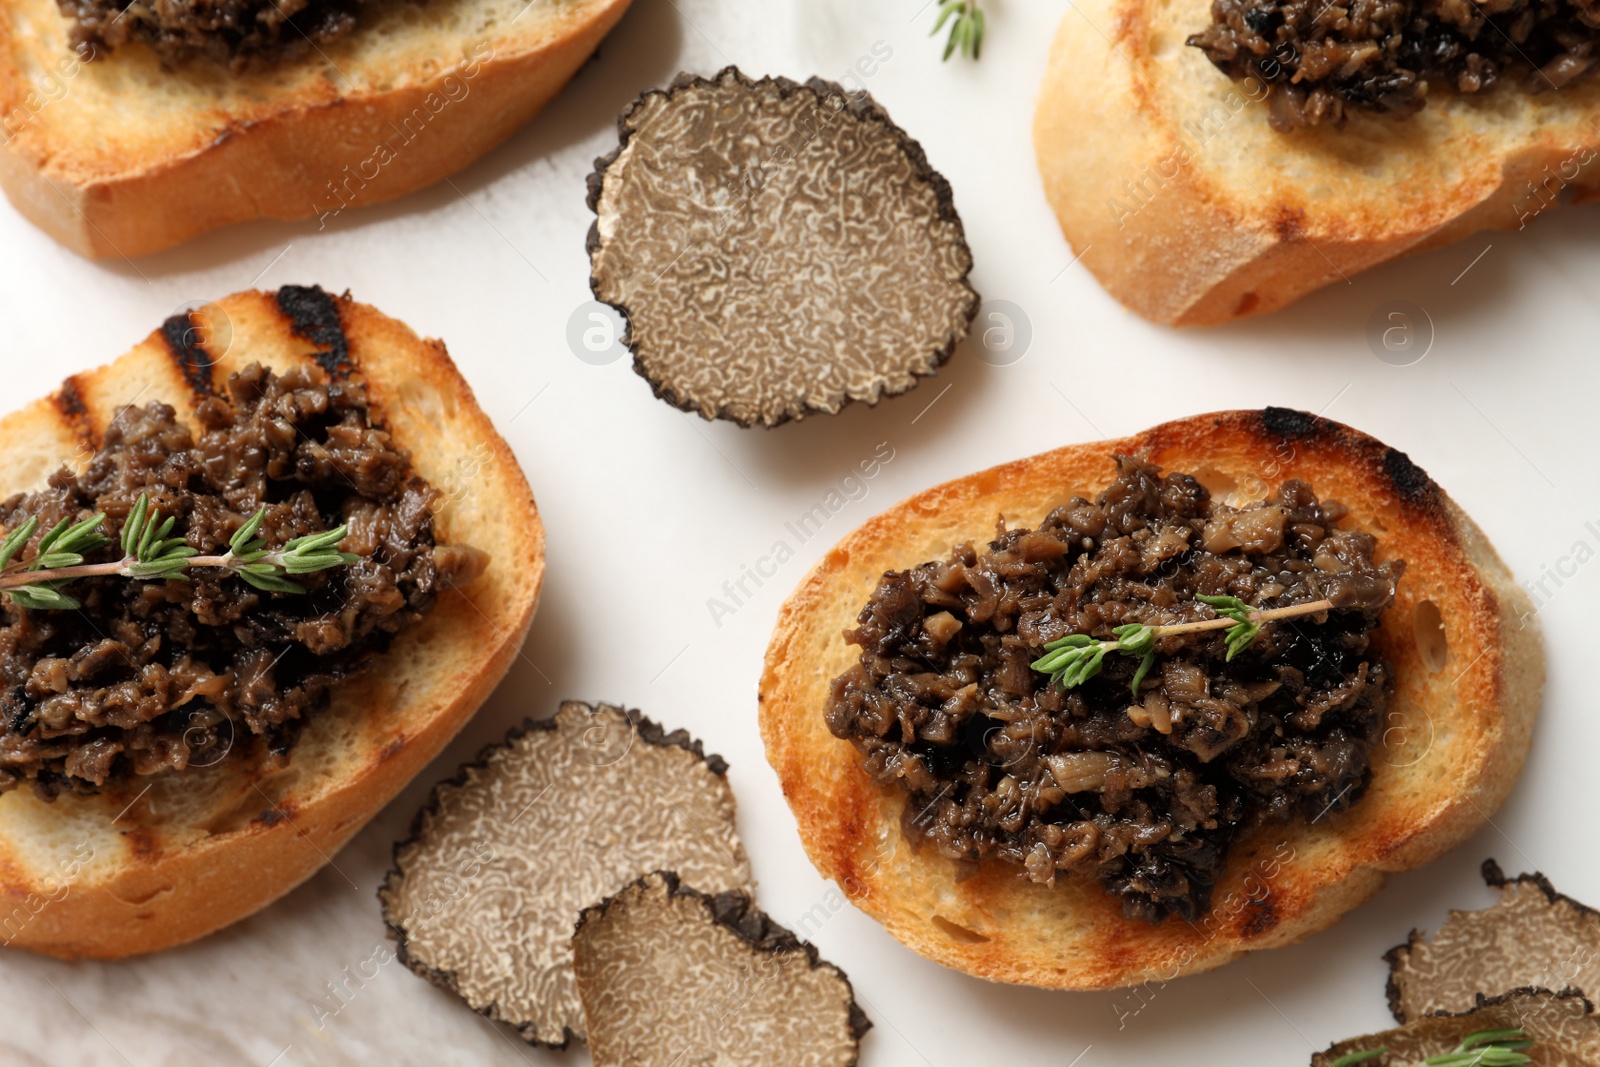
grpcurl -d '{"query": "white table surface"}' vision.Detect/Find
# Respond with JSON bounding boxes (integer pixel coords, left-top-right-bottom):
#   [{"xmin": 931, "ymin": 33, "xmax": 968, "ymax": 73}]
[{"xmin": 0, "ymin": 0, "xmax": 1592, "ymax": 1063}]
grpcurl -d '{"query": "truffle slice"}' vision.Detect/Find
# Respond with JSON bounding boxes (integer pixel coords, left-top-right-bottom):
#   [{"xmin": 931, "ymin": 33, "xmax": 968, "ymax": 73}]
[
  {"xmin": 587, "ymin": 66, "xmax": 979, "ymax": 427},
  {"xmin": 572, "ymin": 871, "xmax": 870, "ymax": 1067},
  {"xmin": 1312, "ymin": 989, "xmax": 1600, "ymax": 1066},
  {"xmin": 1386, "ymin": 860, "xmax": 1600, "ymax": 1023},
  {"xmin": 380, "ymin": 703, "xmax": 752, "ymax": 1047}
]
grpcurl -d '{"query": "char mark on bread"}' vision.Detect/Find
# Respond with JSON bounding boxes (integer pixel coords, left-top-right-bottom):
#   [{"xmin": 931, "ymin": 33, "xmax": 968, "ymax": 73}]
[
  {"xmin": 275, "ymin": 285, "xmax": 353, "ymax": 380},
  {"xmin": 1259, "ymin": 407, "xmax": 1324, "ymax": 442},
  {"xmin": 160, "ymin": 312, "xmax": 217, "ymax": 397},
  {"xmin": 1383, "ymin": 448, "xmax": 1439, "ymax": 503},
  {"xmin": 50, "ymin": 377, "xmax": 99, "ymax": 453}
]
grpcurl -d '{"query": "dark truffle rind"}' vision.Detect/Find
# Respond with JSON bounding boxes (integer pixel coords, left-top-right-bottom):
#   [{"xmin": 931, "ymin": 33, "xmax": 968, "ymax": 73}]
[
  {"xmin": 587, "ymin": 66, "xmax": 979, "ymax": 428},
  {"xmin": 380, "ymin": 702, "xmax": 744, "ymax": 1049},
  {"xmin": 574, "ymin": 870, "xmax": 871, "ymax": 1064}
]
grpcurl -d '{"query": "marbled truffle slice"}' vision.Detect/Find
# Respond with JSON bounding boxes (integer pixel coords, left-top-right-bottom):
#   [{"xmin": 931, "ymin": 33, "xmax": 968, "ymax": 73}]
[
  {"xmin": 380, "ymin": 702, "xmax": 751, "ymax": 1047},
  {"xmin": 573, "ymin": 871, "xmax": 870, "ymax": 1067},
  {"xmin": 1385, "ymin": 860, "xmax": 1600, "ymax": 1023},
  {"xmin": 588, "ymin": 66, "xmax": 978, "ymax": 427}
]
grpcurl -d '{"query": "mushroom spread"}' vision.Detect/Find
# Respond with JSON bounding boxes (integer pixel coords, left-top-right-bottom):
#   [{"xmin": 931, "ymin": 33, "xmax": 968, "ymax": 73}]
[
  {"xmin": 59, "ymin": 0, "xmax": 368, "ymax": 68},
  {"xmin": 825, "ymin": 457, "xmax": 1403, "ymax": 923},
  {"xmin": 1188, "ymin": 0, "xmax": 1600, "ymax": 129},
  {"xmin": 0, "ymin": 363, "xmax": 480, "ymax": 800}
]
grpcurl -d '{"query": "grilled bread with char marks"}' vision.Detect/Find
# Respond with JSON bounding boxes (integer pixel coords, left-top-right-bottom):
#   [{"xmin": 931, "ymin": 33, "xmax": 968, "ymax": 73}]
[
  {"xmin": 760, "ymin": 409, "xmax": 1542, "ymax": 989},
  {"xmin": 0, "ymin": 285, "xmax": 544, "ymax": 958}
]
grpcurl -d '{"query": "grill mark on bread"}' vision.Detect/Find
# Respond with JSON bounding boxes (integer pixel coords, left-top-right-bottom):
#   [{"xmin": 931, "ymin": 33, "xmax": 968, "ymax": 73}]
[
  {"xmin": 160, "ymin": 312, "xmax": 217, "ymax": 396},
  {"xmin": 276, "ymin": 284, "xmax": 354, "ymax": 379},
  {"xmin": 51, "ymin": 377, "xmax": 99, "ymax": 452},
  {"xmin": 1260, "ymin": 406, "xmax": 1323, "ymax": 441},
  {"xmin": 1383, "ymin": 447, "xmax": 1439, "ymax": 503}
]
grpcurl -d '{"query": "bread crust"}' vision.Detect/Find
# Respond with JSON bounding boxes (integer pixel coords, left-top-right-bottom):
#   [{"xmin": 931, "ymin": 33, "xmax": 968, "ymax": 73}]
[
  {"xmin": 1032, "ymin": 0, "xmax": 1600, "ymax": 324},
  {"xmin": 0, "ymin": 0, "xmax": 633, "ymax": 258},
  {"xmin": 0, "ymin": 286, "xmax": 544, "ymax": 959},
  {"xmin": 759, "ymin": 409, "xmax": 1542, "ymax": 990}
]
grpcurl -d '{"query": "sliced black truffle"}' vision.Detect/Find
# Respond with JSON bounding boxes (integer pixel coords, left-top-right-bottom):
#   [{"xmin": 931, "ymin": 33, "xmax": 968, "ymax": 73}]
[
  {"xmin": 1385, "ymin": 860, "xmax": 1600, "ymax": 1023},
  {"xmin": 379, "ymin": 702, "xmax": 752, "ymax": 1047},
  {"xmin": 1312, "ymin": 989, "xmax": 1600, "ymax": 1066},
  {"xmin": 587, "ymin": 66, "xmax": 978, "ymax": 428},
  {"xmin": 572, "ymin": 870, "xmax": 870, "ymax": 1066}
]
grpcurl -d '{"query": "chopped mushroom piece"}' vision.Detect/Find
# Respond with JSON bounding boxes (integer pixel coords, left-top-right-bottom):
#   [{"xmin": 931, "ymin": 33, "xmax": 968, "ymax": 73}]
[
  {"xmin": 587, "ymin": 66, "xmax": 978, "ymax": 427},
  {"xmin": 379, "ymin": 702, "xmax": 751, "ymax": 1047},
  {"xmin": 573, "ymin": 871, "xmax": 870, "ymax": 1067},
  {"xmin": 1312, "ymin": 990, "xmax": 1600, "ymax": 1066},
  {"xmin": 1386, "ymin": 860, "xmax": 1600, "ymax": 1023}
]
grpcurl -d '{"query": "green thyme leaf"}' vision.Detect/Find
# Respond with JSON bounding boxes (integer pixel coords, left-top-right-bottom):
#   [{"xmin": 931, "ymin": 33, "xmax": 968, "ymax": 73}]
[
  {"xmin": 1458, "ymin": 1031, "xmax": 1529, "ymax": 1051},
  {"xmin": 1223, "ymin": 621, "xmax": 1261, "ymax": 661},
  {"xmin": 0, "ymin": 516, "xmax": 39, "ymax": 570},
  {"xmin": 1112, "ymin": 622, "xmax": 1155, "ymax": 656},
  {"xmin": 33, "ymin": 517, "xmax": 71, "ymax": 557},
  {"xmin": 1424, "ymin": 1028, "xmax": 1531, "ymax": 1066},
  {"xmin": 932, "ymin": 0, "xmax": 984, "ymax": 61},
  {"xmin": 120, "ymin": 494, "xmax": 149, "ymax": 557},
  {"xmin": 6, "ymin": 582, "xmax": 81, "ymax": 611},
  {"xmin": 1328, "ymin": 1050, "xmax": 1387, "ymax": 1067},
  {"xmin": 1195, "ymin": 593, "xmax": 1252, "ymax": 621},
  {"xmin": 1197, "ymin": 594, "xmax": 1263, "ymax": 659},
  {"xmin": 1129, "ymin": 650, "xmax": 1155, "ymax": 699},
  {"xmin": 238, "ymin": 569, "xmax": 306, "ymax": 594},
  {"xmin": 229, "ymin": 506, "xmax": 268, "ymax": 556},
  {"xmin": 124, "ymin": 552, "xmax": 197, "ymax": 580},
  {"xmin": 1331, "ymin": 1027, "xmax": 1532, "ymax": 1067},
  {"xmin": 1043, "ymin": 633, "xmax": 1095, "ymax": 652},
  {"xmin": 282, "ymin": 525, "xmax": 350, "ymax": 554}
]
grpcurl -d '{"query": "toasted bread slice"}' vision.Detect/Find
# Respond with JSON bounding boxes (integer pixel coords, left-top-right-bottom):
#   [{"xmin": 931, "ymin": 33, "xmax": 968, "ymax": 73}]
[
  {"xmin": 759, "ymin": 409, "xmax": 1542, "ymax": 990},
  {"xmin": 0, "ymin": 0, "xmax": 633, "ymax": 258},
  {"xmin": 1032, "ymin": 2, "xmax": 1600, "ymax": 325},
  {"xmin": 0, "ymin": 286, "xmax": 544, "ymax": 959}
]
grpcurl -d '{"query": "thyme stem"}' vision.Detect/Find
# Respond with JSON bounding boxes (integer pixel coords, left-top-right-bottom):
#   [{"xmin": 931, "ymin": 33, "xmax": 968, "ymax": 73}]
[
  {"xmin": 1139, "ymin": 598, "xmax": 1335, "ymax": 638},
  {"xmin": 0, "ymin": 550, "xmax": 341, "ymax": 591},
  {"xmin": 0, "ymin": 493, "xmax": 358, "ymax": 610},
  {"xmin": 1031, "ymin": 596, "xmax": 1340, "ymax": 698}
]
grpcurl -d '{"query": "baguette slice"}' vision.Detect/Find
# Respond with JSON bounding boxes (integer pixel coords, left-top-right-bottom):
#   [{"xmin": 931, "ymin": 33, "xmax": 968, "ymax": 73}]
[
  {"xmin": 1032, "ymin": 2, "xmax": 1600, "ymax": 325},
  {"xmin": 759, "ymin": 409, "xmax": 1542, "ymax": 990},
  {"xmin": 0, "ymin": 286, "xmax": 544, "ymax": 958},
  {"xmin": 0, "ymin": 0, "xmax": 633, "ymax": 258}
]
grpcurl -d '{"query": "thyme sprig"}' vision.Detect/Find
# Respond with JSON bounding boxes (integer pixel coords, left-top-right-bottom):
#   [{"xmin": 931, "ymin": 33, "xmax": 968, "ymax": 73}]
[
  {"xmin": 0, "ymin": 493, "xmax": 358, "ymax": 609},
  {"xmin": 1030, "ymin": 595, "xmax": 1336, "ymax": 699},
  {"xmin": 932, "ymin": 0, "xmax": 985, "ymax": 60},
  {"xmin": 1328, "ymin": 1027, "xmax": 1531, "ymax": 1067}
]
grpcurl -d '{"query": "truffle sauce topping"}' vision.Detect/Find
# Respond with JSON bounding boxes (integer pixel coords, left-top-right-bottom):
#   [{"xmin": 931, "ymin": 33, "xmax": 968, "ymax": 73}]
[
  {"xmin": 1188, "ymin": 0, "xmax": 1600, "ymax": 129},
  {"xmin": 826, "ymin": 457, "xmax": 1403, "ymax": 922},
  {"xmin": 59, "ymin": 0, "xmax": 368, "ymax": 68},
  {"xmin": 0, "ymin": 363, "xmax": 481, "ymax": 800}
]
